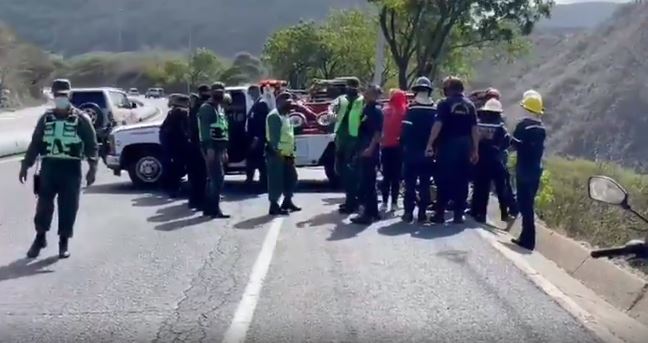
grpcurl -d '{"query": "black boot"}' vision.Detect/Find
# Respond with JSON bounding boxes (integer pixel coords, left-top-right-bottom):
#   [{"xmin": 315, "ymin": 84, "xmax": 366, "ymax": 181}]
[
  {"xmin": 350, "ymin": 213, "xmax": 375, "ymax": 225},
  {"xmin": 453, "ymin": 214, "xmax": 466, "ymax": 224},
  {"xmin": 431, "ymin": 213, "xmax": 445, "ymax": 224},
  {"xmin": 211, "ymin": 208, "xmax": 231, "ymax": 219},
  {"xmin": 58, "ymin": 237, "xmax": 71, "ymax": 259},
  {"xmin": 338, "ymin": 203, "xmax": 358, "ymax": 214},
  {"xmin": 27, "ymin": 233, "xmax": 47, "ymax": 259},
  {"xmin": 511, "ymin": 238, "xmax": 534, "ymax": 251},
  {"xmin": 281, "ymin": 198, "xmax": 302, "ymax": 212},
  {"xmin": 401, "ymin": 212, "xmax": 414, "ymax": 223},
  {"xmin": 269, "ymin": 202, "xmax": 289, "ymax": 216},
  {"xmin": 417, "ymin": 210, "xmax": 428, "ymax": 224}
]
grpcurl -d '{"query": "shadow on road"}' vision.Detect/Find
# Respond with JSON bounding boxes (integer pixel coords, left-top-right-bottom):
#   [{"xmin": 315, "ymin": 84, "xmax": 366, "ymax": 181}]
[
  {"xmin": 234, "ymin": 215, "xmax": 275, "ymax": 230},
  {"xmin": 327, "ymin": 221, "xmax": 369, "ymax": 241},
  {"xmin": 147, "ymin": 202, "xmax": 196, "ymax": 223},
  {"xmin": 154, "ymin": 215, "xmax": 213, "ymax": 232},
  {"xmin": 0, "ymin": 256, "xmax": 59, "ymax": 283},
  {"xmin": 500, "ymin": 241, "xmax": 533, "ymax": 255}
]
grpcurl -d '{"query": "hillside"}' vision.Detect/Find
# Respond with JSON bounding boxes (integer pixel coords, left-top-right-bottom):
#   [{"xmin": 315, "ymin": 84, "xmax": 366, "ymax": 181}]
[
  {"xmin": 478, "ymin": 1, "xmax": 648, "ymax": 171},
  {"xmin": 0, "ymin": 1, "xmax": 619, "ymax": 57}
]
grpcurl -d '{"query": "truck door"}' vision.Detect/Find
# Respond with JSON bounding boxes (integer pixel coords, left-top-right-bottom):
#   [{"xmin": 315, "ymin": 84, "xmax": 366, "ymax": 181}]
[{"xmin": 225, "ymin": 90, "xmax": 251, "ymax": 164}]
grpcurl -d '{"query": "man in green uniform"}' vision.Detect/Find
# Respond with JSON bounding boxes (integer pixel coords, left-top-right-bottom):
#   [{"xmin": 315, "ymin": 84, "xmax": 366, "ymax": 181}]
[
  {"xmin": 19, "ymin": 79, "xmax": 98, "ymax": 259},
  {"xmin": 265, "ymin": 92, "xmax": 302, "ymax": 216},
  {"xmin": 334, "ymin": 77, "xmax": 364, "ymax": 214},
  {"xmin": 197, "ymin": 82, "xmax": 230, "ymax": 218}
]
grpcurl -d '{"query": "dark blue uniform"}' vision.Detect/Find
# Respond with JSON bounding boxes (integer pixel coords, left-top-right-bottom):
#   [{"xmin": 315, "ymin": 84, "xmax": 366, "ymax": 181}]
[
  {"xmin": 470, "ymin": 114, "xmax": 511, "ymax": 222},
  {"xmin": 246, "ymin": 98, "xmax": 270, "ymax": 190},
  {"xmin": 401, "ymin": 103, "xmax": 436, "ymax": 220},
  {"xmin": 511, "ymin": 117, "xmax": 546, "ymax": 250},
  {"xmin": 357, "ymin": 101, "xmax": 383, "ymax": 218},
  {"xmin": 433, "ymin": 95, "xmax": 478, "ymax": 221}
]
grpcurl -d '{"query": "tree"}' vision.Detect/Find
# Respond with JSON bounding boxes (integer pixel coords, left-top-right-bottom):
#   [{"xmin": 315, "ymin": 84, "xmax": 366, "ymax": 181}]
[
  {"xmin": 369, "ymin": 0, "xmax": 554, "ymax": 89},
  {"xmin": 187, "ymin": 47, "xmax": 225, "ymax": 88}
]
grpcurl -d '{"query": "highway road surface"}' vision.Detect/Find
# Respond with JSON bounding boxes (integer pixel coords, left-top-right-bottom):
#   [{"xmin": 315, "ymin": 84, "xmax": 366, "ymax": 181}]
[{"xmin": 0, "ymin": 100, "xmax": 605, "ymax": 342}]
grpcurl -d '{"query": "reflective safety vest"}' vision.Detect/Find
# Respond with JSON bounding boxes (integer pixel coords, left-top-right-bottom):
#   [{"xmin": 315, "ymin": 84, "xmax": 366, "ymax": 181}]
[
  {"xmin": 209, "ymin": 105, "xmax": 229, "ymax": 142},
  {"xmin": 334, "ymin": 95, "xmax": 364, "ymax": 137},
  {"xmin": 265, "ymin": 109, "xmax": 295, "ymax": 157},
  {"xmin": 41, "ymin": 113, "xmax": 83, "ymax": 160}
]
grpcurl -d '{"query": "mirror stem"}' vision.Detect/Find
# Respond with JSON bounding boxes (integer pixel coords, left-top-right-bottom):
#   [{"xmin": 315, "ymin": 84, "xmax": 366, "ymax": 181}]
[{"xmin": 627, "ymin": 206, "xmax": 648, "ymax": 224}]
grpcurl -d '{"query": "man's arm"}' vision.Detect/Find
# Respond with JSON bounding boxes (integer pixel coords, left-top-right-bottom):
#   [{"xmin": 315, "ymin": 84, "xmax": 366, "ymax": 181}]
[
  {"xmin": 366, "ymin": 108, "xmax": 383, "ymax": 154},
  {"xmin": 77, "ymin": 112, "xmax": 99, "ymax": 165},
  {"xmin": 198, "ymin": 104, "xmax": 215, "ymax": 151},
  {"xmin": 427, "ymin": 102, "xmax": 447, "ymax": 150},
  {"xmin": 510, "ymin": 122, "xmax": 525, "ymax": 150},
  {"xmin": 21, "ymin": 115, "xmax": 46, "ymax": 169},
  {"xmin": 266, "ymin": 114, "xmax": 282, "ymax": 152}
]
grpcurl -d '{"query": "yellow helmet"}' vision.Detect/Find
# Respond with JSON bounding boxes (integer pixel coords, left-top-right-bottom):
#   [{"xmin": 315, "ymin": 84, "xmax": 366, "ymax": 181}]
[{"xmin": 520, "ymin": 91, "xmax": 544, "ymax": 115}]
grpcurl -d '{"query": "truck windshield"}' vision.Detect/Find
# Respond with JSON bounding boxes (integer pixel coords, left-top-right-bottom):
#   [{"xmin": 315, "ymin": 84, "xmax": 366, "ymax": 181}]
[{"xmin": 70, "ymin": 91, "xmax": 107, "ymax": 109}]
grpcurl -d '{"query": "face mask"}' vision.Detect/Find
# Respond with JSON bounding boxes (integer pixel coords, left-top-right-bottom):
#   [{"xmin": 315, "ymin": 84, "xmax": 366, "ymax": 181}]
[
  {"xmin": 54, "ymin": 97, "xmax": 70, "ymax": 110},
  {"xmin": 200, "ymin": 93, "xmax": 210, "ymax": 100},
  {"xmin": 346, "ymin": 88, "xmax": 358, "ymax": 98},
  {"xmin": 415, "ymin": 93, "xmax": 432, "ymax": 105},
  {"xmin": 212, "ymin": 93, "xmax": 224, "ymax": 102}
]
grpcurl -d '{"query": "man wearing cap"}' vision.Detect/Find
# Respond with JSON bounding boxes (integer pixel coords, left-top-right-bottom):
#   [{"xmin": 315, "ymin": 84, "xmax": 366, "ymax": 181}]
[
  {"xmin": 333, "ymin": 77, "xmax": 364, "ymax": 214},
  {"xmin": 197, "ymin": 82, "xmax": 230, "ymax": 218},
  {"xmin": 401, "ymin": 76, "xmax": 437, "ymax": 223},
  {"xmin": 160, "ymin": 93, "xmax": 191, "ymax": 198},
  {"xmin": 425, "ymin": 76, "xmax": 479, "ymax": 224},
  {"xmin": 187, "ymin": 84, "xmax": 211, "ymax": 210},
  {"xmin": 265, "ymin": 93, "xmax": 301, "ymax": 215},
  {"xmin": 469, "ymin": 98, "xmax": 512, "ymax": 223},
  {"xmin": 245, "ymin": 84, "xmax": 269, "ymax": 192},
  {"xmin": 350, "ymin": 85, "xmax": 384, "ymax": 225},
  {"xmin": 510, "ymin": 90, "xmax": 546, "ymax": 251},
  {"xmin": 19, "ymin": 79, "xmax": 98, "ymax": 259}
]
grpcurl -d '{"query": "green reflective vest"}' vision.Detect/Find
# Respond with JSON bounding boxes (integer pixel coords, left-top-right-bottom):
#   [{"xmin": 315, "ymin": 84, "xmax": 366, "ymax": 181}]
[
  {"xmin": 266, "ymin": 109, "xmax": 295, "ymax": 157},
  {"xmin": 209, "ymin": 105, "xmax": 229, "ymax": 142},
  {"xmin": 334, "ymin": 95, "xmax": 364, "ymax": 137},
  {"xmin": 42, "ymin": 113, "xmax": 83, "ymax": 160}
]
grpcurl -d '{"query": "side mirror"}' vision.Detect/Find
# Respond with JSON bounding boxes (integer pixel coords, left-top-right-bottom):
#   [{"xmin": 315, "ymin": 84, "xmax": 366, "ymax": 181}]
[{"xmin": 588, "ymin": 176, "xmax": 628, "ymax": 206}]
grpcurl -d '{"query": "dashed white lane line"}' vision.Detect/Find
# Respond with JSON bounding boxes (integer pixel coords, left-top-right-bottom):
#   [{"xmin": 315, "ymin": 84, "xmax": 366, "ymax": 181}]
[{"xmin": 221, "ymin": 217, "xmax": 285, "ymax": 343}]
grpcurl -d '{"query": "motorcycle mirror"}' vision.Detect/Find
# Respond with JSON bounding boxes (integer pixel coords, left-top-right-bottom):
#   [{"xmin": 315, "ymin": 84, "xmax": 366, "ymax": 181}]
[{"xmin": 588, "ymin": 176, "xmax": 628, "ymax": 207}]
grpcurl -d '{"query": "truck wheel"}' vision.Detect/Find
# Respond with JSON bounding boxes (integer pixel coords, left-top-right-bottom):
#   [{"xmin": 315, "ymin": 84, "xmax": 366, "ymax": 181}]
[
  {"xmin": 128, "ymin": 151, "xmax": 164, "ymax": 187},
  {"xmin": 324, "ymin": 157, "xmax": 340, "ymax": 188}
]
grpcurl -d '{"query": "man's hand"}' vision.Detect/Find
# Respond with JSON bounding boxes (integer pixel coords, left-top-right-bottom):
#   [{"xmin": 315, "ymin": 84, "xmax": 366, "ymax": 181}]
[
  {"xmin": 86, "ymin": 163, "xmax": 97, "ymax": 186},
  {"xmin": 425, "ymin": 146, "xmax": 436, "ymax": 158},
  {"xmin": 361, "ymin": 147, "xmax": 374, "ymax": 158},
  {"xmin": 19, "ymin": 165, "xmax": 28, "ymax": 184},
  {"xmin": 470, "ymin": 151, "xmax": 479, "ymax": 165},
  {"xmin": 222, "ymin": 151, "xmax": 229, "ymax": 164}
]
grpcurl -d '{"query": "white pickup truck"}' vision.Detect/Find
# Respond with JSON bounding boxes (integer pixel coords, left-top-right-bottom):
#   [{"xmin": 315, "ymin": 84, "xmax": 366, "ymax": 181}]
[{"xmin": 104, "ymin": 86, "xmax": 337, "ymax": 187}]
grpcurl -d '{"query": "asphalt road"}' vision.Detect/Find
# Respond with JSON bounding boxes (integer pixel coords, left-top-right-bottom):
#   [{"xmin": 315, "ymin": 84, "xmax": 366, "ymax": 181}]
[{"xmin": 0, "ymin": 145, "xmax": 607, "ymax": 343}]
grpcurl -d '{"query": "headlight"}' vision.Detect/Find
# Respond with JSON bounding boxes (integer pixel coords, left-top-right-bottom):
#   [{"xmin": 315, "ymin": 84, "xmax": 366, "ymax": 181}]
[
  {"xmin": 289, "ymin": 113, "xmax": 306, "ymax": 128},
  {"xmin": 316, "ymin": 112, "xmax": 333, "ymax": 127}
]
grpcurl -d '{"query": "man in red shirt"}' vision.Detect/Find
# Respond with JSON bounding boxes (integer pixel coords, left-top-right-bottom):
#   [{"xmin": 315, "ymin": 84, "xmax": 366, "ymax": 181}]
[{"xmin": 380, "ymin": 89, "xmax": 408, "ymax": 212}]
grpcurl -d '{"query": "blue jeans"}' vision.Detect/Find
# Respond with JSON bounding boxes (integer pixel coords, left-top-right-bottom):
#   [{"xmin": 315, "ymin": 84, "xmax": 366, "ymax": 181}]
[{"xmin": 516, "ymin": 169, "xmax": 542, "ymax": 249}]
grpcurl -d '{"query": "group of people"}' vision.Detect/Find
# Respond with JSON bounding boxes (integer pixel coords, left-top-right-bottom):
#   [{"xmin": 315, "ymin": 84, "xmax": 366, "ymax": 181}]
[
  {"xmin": 18, "ymin": 74, "xmax": 546, "ymax": 260},
  {"xmin": 330, "ymin": 76, "xmax": 546, "ymax": 251}
]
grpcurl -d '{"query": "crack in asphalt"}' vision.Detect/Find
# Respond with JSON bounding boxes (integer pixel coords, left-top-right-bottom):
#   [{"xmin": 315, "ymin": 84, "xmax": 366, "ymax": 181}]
[{"xmin": 151, "ymin": 223, "xmax": 245, "ymax": 343}]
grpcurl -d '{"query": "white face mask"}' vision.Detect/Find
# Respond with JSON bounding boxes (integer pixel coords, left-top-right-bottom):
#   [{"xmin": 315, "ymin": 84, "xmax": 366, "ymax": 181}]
[
  {"xmin": 414, "ymin": 92, "xmax": 432, "ymax": 104},
  {"xmin": 54, "ymin": 96, "xmax": 70, "ymax": 110}
]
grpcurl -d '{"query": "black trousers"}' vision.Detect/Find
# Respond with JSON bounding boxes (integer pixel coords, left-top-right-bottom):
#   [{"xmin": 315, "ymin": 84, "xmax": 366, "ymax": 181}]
[
  {"xmin": 380, "ymin": 146, "xmax": 402, "ymax": 204},
  {"xmin": 246, "ymin": 147, "xmax": 267, "ymax": 189},
  {"xmin": 470, "ymin": 158, "xmax": 509, "ymax": 220},
  {"xmin": 359, "ymin": 156, "xmax": 379, "ymax": 217},
  {"xmin": 516, "ymin": 170, "xmax": 542, "ymax": 249},
  {"xmin": 403, "ymin": 154, "xmax": 433, "ymax": 215},
  {"xmin": 34, "ymin": 160, "xmax": 82, "ymax": 238},
  {"xmin": 187, "ymin": 144, "xmax": 206, "ymax": 207},
  {"xmin": 434, "ymin": 137, "xmax": 472, "ymax": 218},
  {"xmin": 162, "ymin": 146, "xmax": 186, "ymax": 194}
]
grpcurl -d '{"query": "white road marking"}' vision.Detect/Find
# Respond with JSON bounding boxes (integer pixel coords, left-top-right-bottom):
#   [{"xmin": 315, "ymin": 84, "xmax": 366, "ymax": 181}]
[
  {"xmin": 221, "ymin": 217, "xmax": 285, "ymax": 343},
  {"xmin": 474, "ymin": 228, "xmax": 624, "ymax": 343}
]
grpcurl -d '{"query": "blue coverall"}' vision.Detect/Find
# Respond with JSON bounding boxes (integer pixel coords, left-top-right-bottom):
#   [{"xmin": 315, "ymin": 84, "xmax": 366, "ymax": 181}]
[
  {"xmin": 433, "ymin": 95, "xmax": 478, "ymax": 222},
  {"xmin": 511, "ymin": 117, "xmax": 546, "ymax": 249},
  {"xmin": 400, "ymin": 102, "xmax": 436, "ymax": 220},
  {"xmin": 470, "ymin": 112, "xmax": 511, "ymax": 222}
]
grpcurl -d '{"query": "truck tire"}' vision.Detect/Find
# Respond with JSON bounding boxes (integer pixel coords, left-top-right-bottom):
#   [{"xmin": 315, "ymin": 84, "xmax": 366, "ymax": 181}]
[{"xmin": 127, "ymin": 149, "xmax": 164, "ymax": 187}]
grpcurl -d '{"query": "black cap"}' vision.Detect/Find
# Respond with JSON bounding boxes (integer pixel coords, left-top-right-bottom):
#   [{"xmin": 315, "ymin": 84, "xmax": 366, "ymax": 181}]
[
  {"xmin": 197, "ymin": 84, "xmax": 210, "ymax": 93},
  {"xmin": 211, "ymin": 82, "xmax": 225, "ymax": 91},
  {"xmin": 51, "ymin": 79, "xmax": 71, "ymax": 95},
  {"xmin": 169, "ymin": 93, "xmax": 191, "ymax": 107}
]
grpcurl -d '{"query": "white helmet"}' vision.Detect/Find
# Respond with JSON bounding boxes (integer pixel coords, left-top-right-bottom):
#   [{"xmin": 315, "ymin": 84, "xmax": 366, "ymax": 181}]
[{"xmin": 480, "ymin": 98, "xmax": 503, "ymax": 113}]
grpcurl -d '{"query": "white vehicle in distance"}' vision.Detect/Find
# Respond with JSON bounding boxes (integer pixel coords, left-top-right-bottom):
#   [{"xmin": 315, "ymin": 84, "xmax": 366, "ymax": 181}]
[
  {"xmin": 145, "ymin": 88, "xmax": 164, "ymax": 99},
  {"xmin": 104, "ymin": 86, "xmax": 336, "ymax": 187},
  {"xmin": 128, "ymin": 88, "xmax": 140, "ymax": 96}
]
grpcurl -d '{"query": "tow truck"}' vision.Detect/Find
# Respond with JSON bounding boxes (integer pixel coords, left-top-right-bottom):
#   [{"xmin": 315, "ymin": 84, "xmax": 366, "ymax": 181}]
[{"xmin": 104, "ymin": 80, "xmax": 346, "ymax": 187}]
